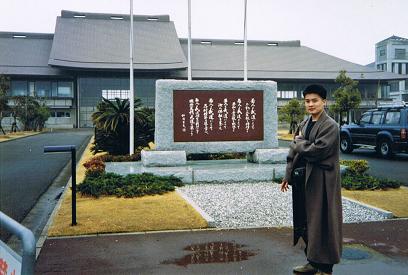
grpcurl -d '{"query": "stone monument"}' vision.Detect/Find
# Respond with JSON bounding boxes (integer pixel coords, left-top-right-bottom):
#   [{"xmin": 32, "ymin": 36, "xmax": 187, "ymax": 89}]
[{"xmin": 141, "ymin": 80, "xmax": 288, "ymax": 172}]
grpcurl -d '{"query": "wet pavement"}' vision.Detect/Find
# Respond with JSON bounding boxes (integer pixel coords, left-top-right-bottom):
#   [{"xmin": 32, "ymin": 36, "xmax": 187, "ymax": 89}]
[{"xmin": 35, "ymin": 219, "xmax": 408, "ymax": 274}]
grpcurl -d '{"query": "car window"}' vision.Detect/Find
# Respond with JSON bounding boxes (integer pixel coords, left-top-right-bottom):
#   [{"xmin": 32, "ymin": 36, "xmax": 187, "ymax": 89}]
[
  {"xmin": 371, "ymin": 111, "xmax": 384, "ymax": 125},
  {"xmin": 360, "ymin": 113, "xmax": 371, "ymax": 124},
  {"xmin": 384, "ymin": 111, "xmax": 401, "ymax": 125}
]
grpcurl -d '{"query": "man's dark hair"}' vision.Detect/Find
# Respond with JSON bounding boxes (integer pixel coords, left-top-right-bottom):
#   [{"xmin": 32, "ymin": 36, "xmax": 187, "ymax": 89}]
[{"xmin": 302, "ymin": 84, "xmax": 327, "ymax": 99}]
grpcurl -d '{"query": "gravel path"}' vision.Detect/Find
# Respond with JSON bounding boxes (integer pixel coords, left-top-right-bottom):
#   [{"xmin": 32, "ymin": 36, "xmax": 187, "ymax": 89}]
[{"xmin": 178, "ymin": 182, "xmax": 389, "ymax": 228}]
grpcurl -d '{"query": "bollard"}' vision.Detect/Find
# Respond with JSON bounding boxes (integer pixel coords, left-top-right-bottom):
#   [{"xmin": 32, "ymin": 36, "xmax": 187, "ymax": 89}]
[{"xmin": 44, "ymin": 145, "xmax": 77, "ymax": 225}]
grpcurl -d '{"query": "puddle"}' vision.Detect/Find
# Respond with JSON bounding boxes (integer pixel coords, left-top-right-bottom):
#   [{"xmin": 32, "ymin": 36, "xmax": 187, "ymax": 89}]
[
  {"xmin": 342, "ymin": 245, "xmax": 373, "ymax": 261},
  {"xmin": 161, "ymin": 241, "xmax": 257, "ymax": 267}
]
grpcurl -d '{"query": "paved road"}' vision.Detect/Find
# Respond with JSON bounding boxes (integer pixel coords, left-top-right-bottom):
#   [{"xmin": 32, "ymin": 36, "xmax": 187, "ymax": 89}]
[
  {"xmin": 279, "ymin": 140, "xmax": 408, "ymax": 185},
  {"xmin": 0, "ymin": 129, "xmax": 92, "ymax": 239},
  {"xmin": 35, "ymin": 220, "xmax": 408, "ymax": 274}
]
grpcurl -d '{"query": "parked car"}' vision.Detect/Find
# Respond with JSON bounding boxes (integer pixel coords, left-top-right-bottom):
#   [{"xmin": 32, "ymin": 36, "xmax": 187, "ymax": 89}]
[{"xmin": 340, "ymin": 102, "xmax": 408, "ymax": 158}]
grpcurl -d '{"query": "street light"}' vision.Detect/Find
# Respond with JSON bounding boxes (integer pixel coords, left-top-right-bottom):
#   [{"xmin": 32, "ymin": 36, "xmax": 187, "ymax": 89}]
[{"xmin": 44, "ymin": 145, "xmax": 77, "ymax": 225}]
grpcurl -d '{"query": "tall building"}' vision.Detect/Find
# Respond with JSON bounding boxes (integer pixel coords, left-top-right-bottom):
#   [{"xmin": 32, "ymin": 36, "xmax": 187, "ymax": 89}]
[
  {"xmin": 1, "ymin": 10, "xmax": 407, "ymax": 129},
  {"xmin": 375, "ymin": 35, "xmax": 408, "ymax": 101}
]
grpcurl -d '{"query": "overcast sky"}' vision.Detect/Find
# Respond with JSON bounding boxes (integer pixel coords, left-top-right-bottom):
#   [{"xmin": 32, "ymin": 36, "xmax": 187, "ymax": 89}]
[{"xmin": 1, "ymin": 0, "xmax": 407, "ymax": 65}]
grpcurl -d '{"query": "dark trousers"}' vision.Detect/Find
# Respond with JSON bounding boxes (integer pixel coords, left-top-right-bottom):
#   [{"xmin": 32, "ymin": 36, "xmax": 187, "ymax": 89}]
[{"xmin": 303, "ymin": 241, "xmax": 334, "ymax": 273}]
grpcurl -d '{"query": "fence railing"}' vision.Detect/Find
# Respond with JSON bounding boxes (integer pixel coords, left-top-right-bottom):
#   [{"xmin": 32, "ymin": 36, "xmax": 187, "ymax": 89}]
[{"xmin": 0, "ymin": 211, "xmax": 36, "ymax": 275}]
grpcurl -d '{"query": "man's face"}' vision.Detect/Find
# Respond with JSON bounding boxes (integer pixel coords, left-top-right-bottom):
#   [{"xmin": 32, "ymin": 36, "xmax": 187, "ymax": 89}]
[{"xmin": 304, "ymin": 93, "xmax": 326, "ymax": 115}]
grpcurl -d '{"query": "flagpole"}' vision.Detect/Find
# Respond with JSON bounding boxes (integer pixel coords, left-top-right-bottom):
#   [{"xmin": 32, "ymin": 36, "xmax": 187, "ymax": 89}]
[
  {"xmin": 188, "ymin": 0, "xmax": 192, "ymax": 81},
  {"xmin": 243, "ymin": 0, "xmax": 248, "ymax": 81},
  {"xmin": 129, "ymin": 0, "xmax": 135, "ymax": 155}
]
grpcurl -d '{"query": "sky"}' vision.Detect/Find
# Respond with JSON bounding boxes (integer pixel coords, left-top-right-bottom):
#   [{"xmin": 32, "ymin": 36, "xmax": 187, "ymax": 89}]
[{"xmin": 1, "ymin": 0, "xmax": 407, "ymax": 66}]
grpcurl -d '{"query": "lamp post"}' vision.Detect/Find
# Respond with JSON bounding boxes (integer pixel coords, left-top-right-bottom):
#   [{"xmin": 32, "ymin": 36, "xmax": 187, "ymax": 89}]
[{"xmin": 44, "ymin": 145, "xmax": 77, "ymax": 225}]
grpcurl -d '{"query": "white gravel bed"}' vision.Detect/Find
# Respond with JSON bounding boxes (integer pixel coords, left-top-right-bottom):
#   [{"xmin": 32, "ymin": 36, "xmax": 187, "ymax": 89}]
[{"xmin": 178, "ymin": 182, "xmax": 389, "ymax": 228}]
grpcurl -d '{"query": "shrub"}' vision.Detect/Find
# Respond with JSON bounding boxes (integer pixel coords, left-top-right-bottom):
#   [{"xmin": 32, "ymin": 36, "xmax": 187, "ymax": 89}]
[
  {"xmin": 340, "ymin": 159, "xmax": 368, "ymax": 175},
  {"xmin": 342, "ymin": 174, "xmax": 379, "ymax": 190},
  {"xmin": 101, "ymin": 152, "xmax": 142, "ymax": 162},
  {"xmin": 77, "ymin": 172, "xmax": 183, "ymax": 198},
  {"xmin": 91, "ymin": 98, "xmax": 154, "ymax": 155},
  {"xmin": 83, "ymin": 157, "xmax": 105, "ymax": 178},
  {"xmin": 377, "ymin": 178, "xmax": 401, "ymax": 189},
  {"xmin": 340, "ymin": 159, "xmax": 401, "ymax": 190}
]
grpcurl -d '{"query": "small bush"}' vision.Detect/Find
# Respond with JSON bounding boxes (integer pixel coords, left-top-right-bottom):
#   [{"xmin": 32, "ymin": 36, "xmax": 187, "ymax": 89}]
[
  {"xmin": 340, "ymin": 159, "xmax": 401, "ymax": 190},
  {"xmin": 340, "ymin": 159, "xmax": 368, "ymax": 175},
  {"xmin": 101, "ymin": 153, "xmax": 141, "ymax": 162},
  {"xmin": 83, "ymin": 157, "xmax": 105, "ymax": 178},
  {"xmin": 77, "ymin": 172, "xmax": 183, "ymax": 198},
  {"xmin": 377, "ymin": 178, "xmax": 402, "ymax": 189},
  {"xmin": 342, "ymin": 173, "xmax": 379, "ymax": 190}
]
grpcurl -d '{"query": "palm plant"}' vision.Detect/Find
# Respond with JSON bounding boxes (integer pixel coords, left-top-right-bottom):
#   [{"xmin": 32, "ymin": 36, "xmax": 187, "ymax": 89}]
[{"xmin": 91, "ymin": 97, "xmax": 154, "ymax": 155}]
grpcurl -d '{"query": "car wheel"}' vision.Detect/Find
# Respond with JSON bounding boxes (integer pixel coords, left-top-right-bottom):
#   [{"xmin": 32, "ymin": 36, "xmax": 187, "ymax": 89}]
[
  {"xmin": 340, "ymin": 135, "xmax": 353, "ymax": 153},
  {"xmin": 378, "ymin": 139, "xmax": 393, "ymax": 158}
]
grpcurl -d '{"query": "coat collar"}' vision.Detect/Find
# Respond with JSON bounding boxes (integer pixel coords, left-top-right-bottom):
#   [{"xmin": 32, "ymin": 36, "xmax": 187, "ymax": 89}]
[{"xmin": 302, "ymin": 110, "xmax": 329, "ymax": 141}]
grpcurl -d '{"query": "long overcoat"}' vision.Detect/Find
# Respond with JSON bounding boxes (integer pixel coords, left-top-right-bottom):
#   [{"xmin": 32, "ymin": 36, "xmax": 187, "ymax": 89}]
[{"xmin": 284, "ymin": 111, "xmax": 343, "ymax": 264}]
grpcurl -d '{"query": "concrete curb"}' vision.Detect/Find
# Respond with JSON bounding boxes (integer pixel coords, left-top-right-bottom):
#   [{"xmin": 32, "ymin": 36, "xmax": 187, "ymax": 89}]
[
  {"xmin": 0, "ymin": 132, "xmax": 43, "ymax": 143},
  {"xmin": 176, "ymin": 189, "xmax": 217, "ymax": 228},
  {"xmin": 342, "ymin": 196, "xmax": 394, "ymax": 218}
]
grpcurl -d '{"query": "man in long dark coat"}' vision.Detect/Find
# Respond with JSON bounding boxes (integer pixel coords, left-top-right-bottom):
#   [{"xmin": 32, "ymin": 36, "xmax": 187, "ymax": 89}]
[{"xmin": 280, "ymin": 84, "xmax": 342, "ymax": 275}]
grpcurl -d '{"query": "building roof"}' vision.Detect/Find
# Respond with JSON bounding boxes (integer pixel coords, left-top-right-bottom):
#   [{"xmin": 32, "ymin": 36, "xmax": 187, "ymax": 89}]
[
  {"xmin": 48, "ymin": 10, "xmax": 187, "ymax": 70},
  {"xmin": 171, "ymin": 39, "xmax": 407, "ymax": 81},
  {"xmin": 377, "ymin": 35, "xmax": 408, "ymax": 45},
  {"xmin": 365, "ymin": 62, "xmax": 375, "ymax": 68},
  {"xmin": 0, "ymin": 32, "xmax": 66, "ymax": 76}
]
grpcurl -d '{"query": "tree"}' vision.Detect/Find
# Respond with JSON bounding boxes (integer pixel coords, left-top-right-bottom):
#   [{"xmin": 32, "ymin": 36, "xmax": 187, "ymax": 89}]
[
  {"xmin": 330, "ymin": 70, "xmax": 362, "ymax": 124},
  {"xmin": 279, "ymin": 98, "xmax": 306, "ymax": 134},
  {"xmin": 12, "ymin": 96, "xmax": 51, "ymax": 131},
  {"xmin": 91, "ymin": 97, "xmax": 154, "ymax": 155},
  {"xmin": 0, "ymin": 75, "xmax": 10, "ymax": 134}
]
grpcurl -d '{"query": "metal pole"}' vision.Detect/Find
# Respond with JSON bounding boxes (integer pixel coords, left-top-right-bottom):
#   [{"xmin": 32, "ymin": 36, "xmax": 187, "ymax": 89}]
[
  {"xmin": 71, "ymin": 147, "xmax": 77, "ymax": 225},
  {"xmin": 243, "ymin": 0, "xmax": 248, "ymax": 81},
  {"xmin": 129, "ymin": 0, "xmax": 135, "ymax": 155},
  {"xmin": 44, "ymin": 145, "xmax": 77, "ymax": 226},
  {"xmin": 188, "ymin": 0, "xmax": 192, "ymax": 81}
]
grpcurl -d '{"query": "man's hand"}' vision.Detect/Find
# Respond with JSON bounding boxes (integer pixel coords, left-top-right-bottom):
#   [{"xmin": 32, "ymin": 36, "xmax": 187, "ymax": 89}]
[
  {"xmin": 280, "ymin": 180, "xmax": 289, "ymax": 192},
  {"xmin": 294, "ymin": 135, "xmax": 304, "ymax": 142}
]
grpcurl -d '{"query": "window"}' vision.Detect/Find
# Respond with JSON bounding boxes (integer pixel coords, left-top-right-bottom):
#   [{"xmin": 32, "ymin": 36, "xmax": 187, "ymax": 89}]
[
  {"xmin": 379, "ymin": 49, "xmax": 386, "ymax": 56},
  {"xmin": 389, "ymin": 81, "xmax": 399, "ymax": 92},
  {"xmin": 57, "ymin": 82, "xmax": 73, "ymax": 97},
  {"xmin": 395, "ymin": 49, "xmax": 406, "ymax": 59},
  {"xmin": 54, "ymin": 111, "xmax": 71, "ymax": 118},
  {"xmin": 360, "ymin": 112, "xmax": 371, "ymax": 124},
  {"xmin": 384, "ymin": 111, "xmax": 400, "ymax": 125},
  {"xmin": 277, "ymin": 91, "xmax": 297, "ymax": 99},
  {"xmin": 371, "ymin": 111, "xmax": 384, "ymax": 125},
  {"xmin": 36, "ymin": 81, "xmax": 51, "ymax": 97},
  {"xmin": 11, "ymin": 81, "xmax": 27, "ymax": 96},
  {"xmin": 102, "ymin": 89, "xmax": 130, "ymax": 100}
]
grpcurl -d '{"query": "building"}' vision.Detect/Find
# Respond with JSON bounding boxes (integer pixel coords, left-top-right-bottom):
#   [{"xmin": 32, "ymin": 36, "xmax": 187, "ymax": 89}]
[
  {"xmin": 1, "ymin": 10, "xmax": 407, "ymax": 129},
  {"xmin": 375, "ymin": 35, "xmax": 408, "ymax": 101}
]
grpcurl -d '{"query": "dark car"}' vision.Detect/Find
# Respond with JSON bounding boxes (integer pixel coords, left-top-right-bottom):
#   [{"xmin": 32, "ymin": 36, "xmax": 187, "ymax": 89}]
[{"xmin": 340, "ymin": 102, "xmax": 408, "ymax": 158}]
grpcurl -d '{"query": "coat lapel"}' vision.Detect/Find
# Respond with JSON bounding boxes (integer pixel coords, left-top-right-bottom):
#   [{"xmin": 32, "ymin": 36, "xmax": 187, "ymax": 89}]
[
  {"xmin": 308, "ymin": 111, "xmax": 328, "ymax": 142},
  {"xmin": 305, "ymin": 111, "xmax": 329, "ymax": 186}
]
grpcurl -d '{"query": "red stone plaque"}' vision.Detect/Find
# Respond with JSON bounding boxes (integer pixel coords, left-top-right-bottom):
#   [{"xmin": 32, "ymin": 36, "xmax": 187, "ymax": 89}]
[{"xmin": 173, "ymin": 90, "xmax": 264, "ymax": 142}]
